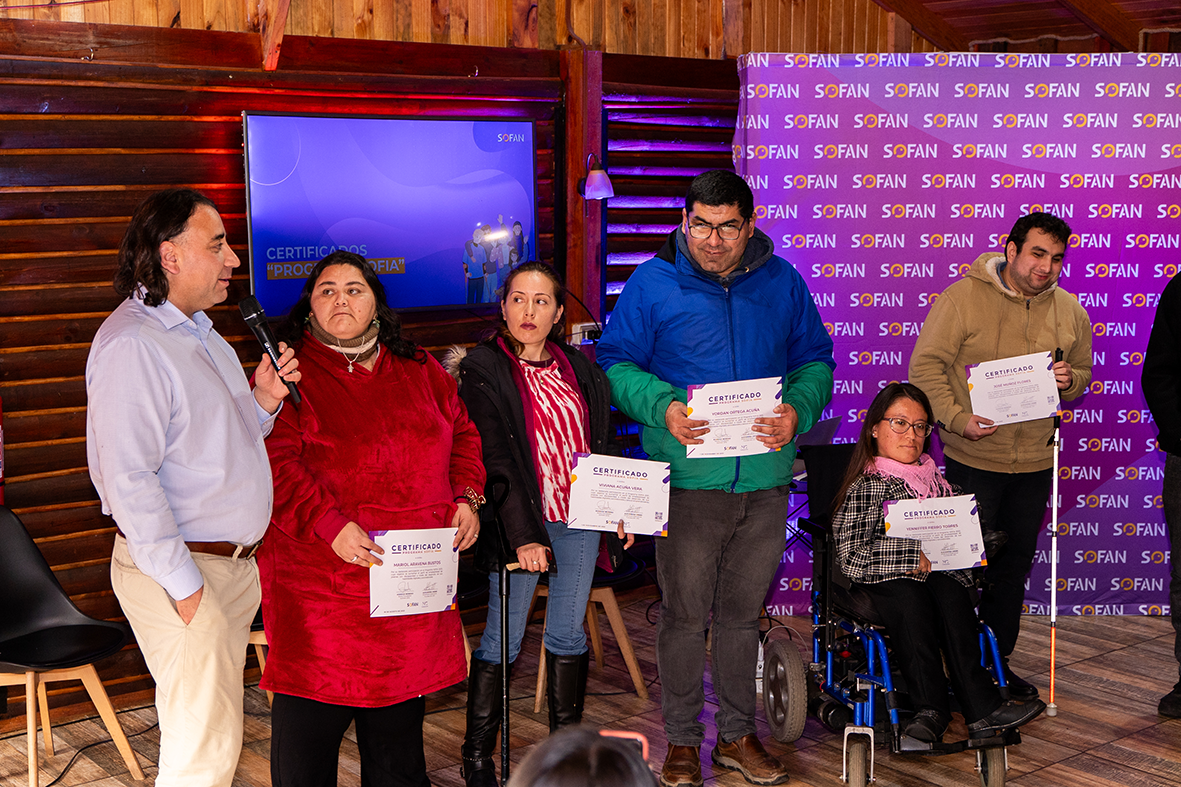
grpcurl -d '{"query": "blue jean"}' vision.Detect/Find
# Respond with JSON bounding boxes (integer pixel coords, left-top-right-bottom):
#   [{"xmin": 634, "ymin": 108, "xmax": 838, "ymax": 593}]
[
  {"xmin": 656, "ymin": 486, "xmax": 791, "ymax": 746},
  {"xmin": 944, "ymin": 457, "xmax": 1052, "ymax": 658},
  {"xmin": 1163, "ymin": 453, "xmax": 1181, "ymax": 686},
  {"xmin": 474, "ymin": 521, "xmax": 599, "ymax": 663}
]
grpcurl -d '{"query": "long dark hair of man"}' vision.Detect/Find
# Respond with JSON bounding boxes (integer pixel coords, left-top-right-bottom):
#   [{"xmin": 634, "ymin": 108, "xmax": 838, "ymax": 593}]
[
  {"xmin": 276, "ymin": 251, "xmax": 423, "ymax": 362},
  {"xmin": 114, "ymin": 188, "xmax": 217, "ymax": 307},
  {"xmin": 831, "ymin": 382, "xmax": 937, "ymax": 514}
]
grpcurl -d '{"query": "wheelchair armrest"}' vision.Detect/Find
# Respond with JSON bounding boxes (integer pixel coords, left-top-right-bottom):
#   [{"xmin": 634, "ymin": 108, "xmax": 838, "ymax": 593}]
[{"xmin": 797, "ymin": 516, "xmax": 828, "ymax": 538}]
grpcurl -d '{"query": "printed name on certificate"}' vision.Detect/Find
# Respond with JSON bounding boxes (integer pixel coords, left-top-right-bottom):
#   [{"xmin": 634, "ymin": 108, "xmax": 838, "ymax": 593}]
[
  {"xmin": 685, "ymin": 376, "xmax": 783, "ymax": 459},
  {"xmin": 369, "ymin": 527, "xmax": 459, "ymax": 617}
]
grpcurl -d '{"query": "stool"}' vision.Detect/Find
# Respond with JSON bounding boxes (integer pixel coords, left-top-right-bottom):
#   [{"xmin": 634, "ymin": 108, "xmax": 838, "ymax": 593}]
[
  {"xmin": 529, "ymin": 557, "xmax": 649, "ymax": 712},
  {"xmin": 248, "ymin": 610, "xmax": 273, "ymax": 706}
]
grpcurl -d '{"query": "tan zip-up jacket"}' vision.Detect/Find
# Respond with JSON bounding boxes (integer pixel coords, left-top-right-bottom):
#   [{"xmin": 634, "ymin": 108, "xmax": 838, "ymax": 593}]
[{"xmin": 909, "ymin": 253, "xmax": 1093, "ymax": 474}]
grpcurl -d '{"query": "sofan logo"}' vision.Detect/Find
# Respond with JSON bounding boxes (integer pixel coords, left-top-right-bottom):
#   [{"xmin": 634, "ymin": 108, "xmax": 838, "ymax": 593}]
[
  {"xmin": 1020, "ymin": 202, "xmax": 1073, "ymax": 217},
  {"xmin": 1065, "ymin": 53, "xmax": 1123, "ymax": 67},
  {"xmin": 811, "ymin": 263, "xmax": 866, "ymax": 278},
  {"xmin": 1022, "ymin": 143, "xmax": 1077, "ymax": 159},
  {"xmin": 783, "ymin": 174, "xmax": 839, "ymax": 190},
  {"xmin": 993, "ymin": 113, "xmax": 1048, "ymax": 128},
  {"xmin": 813, "ymin": 203, "xmax": 867, "ymax": 219},
  {"xmin": 1091, "ymin": 143, "xmax": 1146, "ymax": 159},
  {"xmin": 1063, "ymin": 112, "xmax": 1117, "ymax": 128},
  {"xmin": 784, "ymin": 234, "xmax": 838, "ymax": 249},
  {"xmin": 784, "ymin": 114, "xmax": 839, "ymax": 129},
  {"xmin": 815, "ymin": 83, "xmax": 869, "ymax": 99},
  {"xmin": 921, "ymin": 233, "xmax": 973, "ymax": 249},
  {"xmin": 849, "ymin": 350, "xmax": 904, "ymax": 365},
  {"xmin": 883, "ymin": 82, "xmax": 939, "ymax": 98},
  {"xmin": 745, "ymin": 83, "xmax": 799, "ymax": 99},
  {"xmin": 1073, "ymin": 548, "xmax": 1127, "ymax": 562},
  {"xmin": 954, "ymin": 82, "xmax": 1009, "ymax": 98},
  {"xmin": 1132, "ymin": 113, "xmax": 1181, "ymax": 129},
  {"xmin": 738, "ymin": 143, "xmax": 799, "ymax": 160},
  {"xmin": 1116, "ymin": 522, "xmax": 1168, "ymax": 537},
  {"xmin": 1024, "ymin": 82, "xmax": 1080, "ymax": 98},
  {"xmin": 1095, "ymin": 82, "xmax": 1150, "ymax": 98}
]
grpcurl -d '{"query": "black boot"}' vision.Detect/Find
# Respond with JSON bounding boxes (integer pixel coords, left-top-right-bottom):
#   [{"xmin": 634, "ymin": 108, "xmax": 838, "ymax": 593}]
[
  {"xmin": 462, "ymin": 657, "xmax": 503, "ymax": 787},
  {"xmin": 546, "ymin": 649, "xmax": 589, "ymax": 731}
]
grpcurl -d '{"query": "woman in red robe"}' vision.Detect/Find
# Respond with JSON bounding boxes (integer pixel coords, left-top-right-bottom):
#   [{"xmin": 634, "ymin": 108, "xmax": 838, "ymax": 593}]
[{"xmin": 258, "ymin": 251, "xmax": 485, "ymax": 787}]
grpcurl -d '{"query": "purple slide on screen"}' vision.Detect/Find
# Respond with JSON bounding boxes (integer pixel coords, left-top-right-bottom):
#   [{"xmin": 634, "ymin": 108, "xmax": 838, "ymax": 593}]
[{"xmin": 244, "ymin": 113, "xmax": 537, "ymax": 315}]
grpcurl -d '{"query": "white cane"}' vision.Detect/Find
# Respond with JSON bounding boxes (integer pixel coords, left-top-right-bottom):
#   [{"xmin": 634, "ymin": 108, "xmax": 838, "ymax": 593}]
[{"xmin": 1046, "ymin": 348, "xmax": 1064, "ymax": 717}]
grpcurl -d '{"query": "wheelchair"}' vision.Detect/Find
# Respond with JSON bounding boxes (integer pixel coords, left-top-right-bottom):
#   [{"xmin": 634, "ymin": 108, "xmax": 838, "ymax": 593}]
[{"xmin": 761, "ymin": 443, "xmax": 1021, "ymax": 787}]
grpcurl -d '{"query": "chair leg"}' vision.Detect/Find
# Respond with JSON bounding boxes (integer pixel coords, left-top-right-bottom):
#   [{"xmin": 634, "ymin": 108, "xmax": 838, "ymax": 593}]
[
  {"xmin": 36, "ymin": 679, "xmax": 53, "ymax": 757},
  {"xmin": 74, "ymin": 666, "xmax": 145, "ymax": 780},
  {"xmin": 252, "ymin": 642, "xmax": 274, "ymax": 706},
  {"xmin": 26, "ymin": 672, "xmax": 39, "ymax": 787},
  {"xmin": 585, "ymin": 601, "xmax": 604, "ymax": 670},
  {"xmin": 593, "ymin": 587, "xmax": 649, "ymax": 700}
]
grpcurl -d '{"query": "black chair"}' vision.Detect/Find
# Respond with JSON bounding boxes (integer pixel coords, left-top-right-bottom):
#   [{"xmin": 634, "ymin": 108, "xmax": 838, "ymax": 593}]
[{"xmin": 0, "ymin": 506, "xmax": 145, "ymax": 787}]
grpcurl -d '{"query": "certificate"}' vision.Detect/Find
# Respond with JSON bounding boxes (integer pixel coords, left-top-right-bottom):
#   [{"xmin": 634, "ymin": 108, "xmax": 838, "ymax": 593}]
[
  {"xmin": 966, "ymin": 351, "xmax": 1059, "ymax": 427},
  {"xmin": 685, "ymin": 376, "xmax": 783, "ymax": 459},
  {"xmin": 882, "ymin": 495, "xmax": 986, "ymax": 572},
  {"xmin": 568, "ymin": 453, "xmax": 670, "ymax": 537},
  {"xmin": 369, "ymin": 527, "xmax": 459, "ymax": 617}
]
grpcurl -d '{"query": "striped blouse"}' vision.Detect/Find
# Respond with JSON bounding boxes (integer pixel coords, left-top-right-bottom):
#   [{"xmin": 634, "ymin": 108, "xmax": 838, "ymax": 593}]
[{"xmin": 517, "ymin": 355, "xmax": 589, "ymax": 523}]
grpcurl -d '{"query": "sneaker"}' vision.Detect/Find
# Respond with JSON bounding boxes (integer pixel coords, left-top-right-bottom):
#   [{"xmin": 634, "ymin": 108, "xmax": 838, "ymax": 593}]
[
  {"xmin": 1001, "ymin": 661, "xmax": 1040, "ymax": 702},
  {"xmin": 660, "ymin": 745, "xmax": 703, "ymax": 787},
  {"xmin": 968, "ymin": 699, "xmax": 1046, "ymax": 738},
  {"xmin": 901, "ymin": 709, "xmax": 949, "ymax": 743},
  {"xmin": 711, "ymin": 734, "xmax": 790, "ymax": 785},
  {"xmin": 1159, "ymin": 685, "xmax": 1181, "ymax": 717}
]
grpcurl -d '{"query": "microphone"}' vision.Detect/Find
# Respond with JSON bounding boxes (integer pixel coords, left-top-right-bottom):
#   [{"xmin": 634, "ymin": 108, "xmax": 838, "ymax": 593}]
[{"xmin": 239, "ymin": 295, "xmax": 301, "ymax": 405}]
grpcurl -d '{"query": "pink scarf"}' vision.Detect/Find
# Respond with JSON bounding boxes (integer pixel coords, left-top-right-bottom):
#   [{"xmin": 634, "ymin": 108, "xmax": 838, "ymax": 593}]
[{"xmin": 868, "ymin": 454, "xmax": 953, "ymax": 500}]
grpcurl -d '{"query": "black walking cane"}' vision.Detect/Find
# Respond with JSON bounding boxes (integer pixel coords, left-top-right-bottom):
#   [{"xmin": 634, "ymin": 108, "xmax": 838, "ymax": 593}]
[{"xmin": 482, "ymin": 476, "xmax": 515, "ymax": 786}]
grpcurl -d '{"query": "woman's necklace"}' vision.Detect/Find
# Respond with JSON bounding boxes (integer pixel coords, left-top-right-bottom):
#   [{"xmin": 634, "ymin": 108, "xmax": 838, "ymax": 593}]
[{"xmin": 340, "ymin": 345, "xmax": 363, "ymax": 373}]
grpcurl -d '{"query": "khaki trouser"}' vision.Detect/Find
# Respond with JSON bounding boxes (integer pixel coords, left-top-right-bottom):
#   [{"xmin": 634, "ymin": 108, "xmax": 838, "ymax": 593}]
[{"xmin": 111, "ymin": 536, "xmax": 260, "ymax": 787}]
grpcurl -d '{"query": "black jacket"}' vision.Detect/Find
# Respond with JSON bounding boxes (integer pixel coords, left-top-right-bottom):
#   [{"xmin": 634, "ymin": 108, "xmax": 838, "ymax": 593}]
[{"xmin": 455, "ymin": 339, "xmax": 614, "ymax": 572}]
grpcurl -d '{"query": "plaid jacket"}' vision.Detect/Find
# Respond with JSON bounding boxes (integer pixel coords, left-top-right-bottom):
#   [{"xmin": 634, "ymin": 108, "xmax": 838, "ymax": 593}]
[{"xmin": 833, "ymin": 473, "xmax": 974, "ymax": 588}]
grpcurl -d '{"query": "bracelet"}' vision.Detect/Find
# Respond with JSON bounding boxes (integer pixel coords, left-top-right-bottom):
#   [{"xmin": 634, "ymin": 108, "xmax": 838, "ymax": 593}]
[{"xmin": 456, "ymin": 486, "xmax": 485, "ymax": 512}]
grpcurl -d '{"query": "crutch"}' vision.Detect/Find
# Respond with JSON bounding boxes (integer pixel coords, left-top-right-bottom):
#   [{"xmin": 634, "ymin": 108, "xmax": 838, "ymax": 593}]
[
  {"xmin": 1046, "ymin": 348, "xmax": 1064, "ymax": 717},
  {"xmin": 483, "ymin": 476, "xmax": 515, "ymax": 785}
]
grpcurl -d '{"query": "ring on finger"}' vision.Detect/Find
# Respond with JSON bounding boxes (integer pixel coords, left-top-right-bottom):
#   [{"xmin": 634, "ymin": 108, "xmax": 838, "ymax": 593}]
[{"xmin": 350, "ymin": 555, "xmax": 358, "ymax": 563}]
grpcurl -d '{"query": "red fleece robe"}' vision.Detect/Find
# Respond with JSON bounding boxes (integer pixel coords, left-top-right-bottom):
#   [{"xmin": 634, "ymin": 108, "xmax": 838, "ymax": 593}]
[{"xmin": 258, "ymin": 334, "xmax": 485, "ymax": 706}]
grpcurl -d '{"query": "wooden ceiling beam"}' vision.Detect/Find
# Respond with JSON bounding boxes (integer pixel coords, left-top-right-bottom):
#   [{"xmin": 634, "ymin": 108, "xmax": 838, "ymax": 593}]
[
  {"xmin": 257, "ymin": 0, "xmax": 291, "ymax": 71},
  {"xmin": 869, "ymin": 0, "xmax": 969, "ymax": 52},
  {"xmin": 1056, "ymin": 0, "xmax": 1140, "ymax": 51}
]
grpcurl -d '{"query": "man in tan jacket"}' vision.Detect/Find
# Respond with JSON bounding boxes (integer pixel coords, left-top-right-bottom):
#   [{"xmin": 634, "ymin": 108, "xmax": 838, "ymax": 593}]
[{"xmin": 909, "ymin": 212, "xmax": 1092, "ymax": 701}]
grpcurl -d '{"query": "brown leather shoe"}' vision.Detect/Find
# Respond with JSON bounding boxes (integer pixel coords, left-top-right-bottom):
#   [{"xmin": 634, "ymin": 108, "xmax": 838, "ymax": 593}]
[
  {"xmin": 711, "ymin": 734, "xmax": 790, "ymax": 785},
  {"xmin": 660, "ymin": 744, "xmax": 703, "ymax": 787}
]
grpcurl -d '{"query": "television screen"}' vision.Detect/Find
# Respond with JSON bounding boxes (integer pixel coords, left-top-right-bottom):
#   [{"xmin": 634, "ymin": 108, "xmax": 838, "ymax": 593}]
[{"xmin": 243, "ymin": 112, "xmax": 538, "ymax": 316}]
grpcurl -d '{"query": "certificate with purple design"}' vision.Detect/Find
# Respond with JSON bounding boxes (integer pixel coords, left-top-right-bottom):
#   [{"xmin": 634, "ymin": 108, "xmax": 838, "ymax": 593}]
[
  {"xmin": 369, "ymin": 527, "xmax": 459, "ymax": 617},
  {"xmin": 685, "ymin": 376, "xmax": 783, "ymax": 458},
  {"xmin": 883, "ymin": 494, "xmax": 986, "ymax": 571},
  {"xmin": 568, "ymin": 453, "xmax": 670, "ymax": 537},
  {"xmin": 966, "ymin": 350, "xmax": 1059, "ymax": 427}
]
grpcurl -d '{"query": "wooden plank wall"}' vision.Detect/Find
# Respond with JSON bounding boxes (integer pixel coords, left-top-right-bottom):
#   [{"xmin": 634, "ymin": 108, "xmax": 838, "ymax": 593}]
[
  {"xmin": 0, "ymin": 0, "xmax": 943, "ymax": 55},
  {"xmin": 0, "ymin": 18, "xmax": 560, "ymax": 733},
  {"xmin": 600, "ymin": 53, "xmax": 738, "ymax": 314}
]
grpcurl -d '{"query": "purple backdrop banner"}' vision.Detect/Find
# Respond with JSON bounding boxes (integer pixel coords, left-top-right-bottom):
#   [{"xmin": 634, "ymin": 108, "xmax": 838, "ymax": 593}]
[{"xmin": 733, "ymin": 52, "xmax": 1181, "ymax": 618}]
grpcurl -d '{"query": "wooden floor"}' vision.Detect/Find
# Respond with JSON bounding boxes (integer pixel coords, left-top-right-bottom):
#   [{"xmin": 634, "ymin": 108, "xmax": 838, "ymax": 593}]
[{"xmin": 4, "ymin": 585, "xmax": 1181, "ymax": 787}]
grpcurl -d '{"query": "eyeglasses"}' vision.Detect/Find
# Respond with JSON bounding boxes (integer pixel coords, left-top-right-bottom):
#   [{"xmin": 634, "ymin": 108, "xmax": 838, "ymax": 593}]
[
  {"xmin": 687, "ymin": 218, "xmax": 747, "ymax": 241},
  {"xmin": 880, "ymin": 417, "xmax": 934, "ymax": 438}
]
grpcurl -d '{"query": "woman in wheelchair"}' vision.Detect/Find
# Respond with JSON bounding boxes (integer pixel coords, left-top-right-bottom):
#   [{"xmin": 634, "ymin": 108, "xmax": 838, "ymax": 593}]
[{"xmin": 831, "ymin": 383, "xmax": 1046, "ymax": 744}]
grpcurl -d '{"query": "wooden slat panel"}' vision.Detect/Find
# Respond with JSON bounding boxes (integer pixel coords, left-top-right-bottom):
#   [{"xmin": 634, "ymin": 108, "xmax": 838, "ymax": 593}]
[
  {"xmin": 0, "ymin": 185, "xmax": 243, "ymax": 221},
  {"xmin": 0, "ymin": 408, "xmax": 88, "ymax": 444}
]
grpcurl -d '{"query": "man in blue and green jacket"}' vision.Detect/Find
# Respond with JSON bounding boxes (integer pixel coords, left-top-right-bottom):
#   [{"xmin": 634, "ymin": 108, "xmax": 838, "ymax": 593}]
[{"xmin": 597, "ymin": 170, "xmax": 834, "ymax": 787}]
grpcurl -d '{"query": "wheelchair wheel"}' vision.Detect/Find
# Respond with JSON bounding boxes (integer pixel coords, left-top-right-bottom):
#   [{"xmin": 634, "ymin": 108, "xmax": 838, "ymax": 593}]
[
  {"xmin": 762, "ymin": 638, "xmax": 808, "ymax": 743},
  {"xmin": 845, "ymin": 734, "xmax": 870, "ymax": 787},
  {"xmin": 978, "ymin": 746, "xmax": 1006, "ymax": 787}
]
